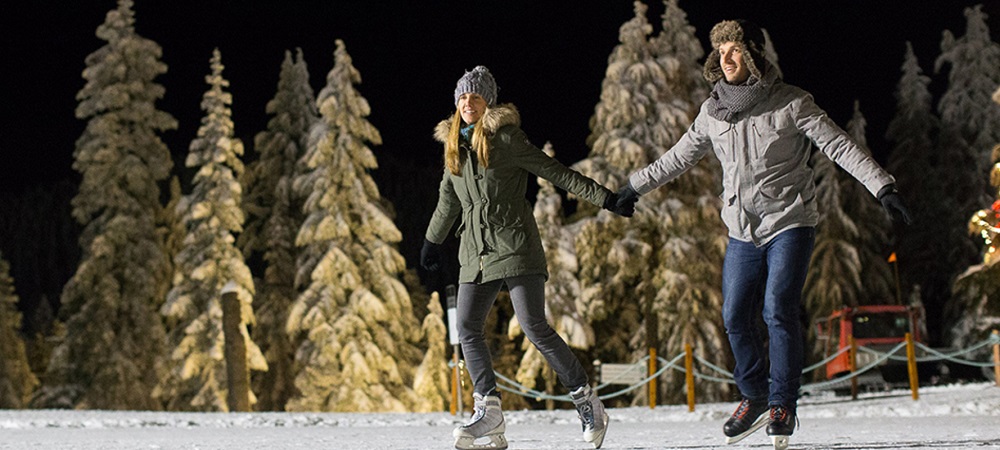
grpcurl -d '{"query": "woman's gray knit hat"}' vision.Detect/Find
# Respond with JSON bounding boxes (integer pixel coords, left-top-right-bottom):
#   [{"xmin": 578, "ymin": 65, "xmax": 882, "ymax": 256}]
[
  {"xmin": 703, "ymin": 19, "xmax": 767, "ymax": 83},
  {"xmin": 454, "ymin": 66, "xmax": 498, "ymax": 106}
]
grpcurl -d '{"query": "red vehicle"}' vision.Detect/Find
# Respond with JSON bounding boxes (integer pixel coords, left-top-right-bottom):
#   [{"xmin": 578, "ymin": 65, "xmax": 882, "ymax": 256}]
[{"xmin": 814, "ymin": 305, "xmax": 924, "ymax": 381}]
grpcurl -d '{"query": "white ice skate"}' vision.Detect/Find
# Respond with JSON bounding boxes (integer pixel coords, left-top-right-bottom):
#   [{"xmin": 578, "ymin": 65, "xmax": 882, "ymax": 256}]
[
  {"xmin": 453, "ymin": 393, "xmax": 507, "ymax": 450},
  {"xmin": 571, "ymin": 385, "xmax": 609, "ymax": 449}
]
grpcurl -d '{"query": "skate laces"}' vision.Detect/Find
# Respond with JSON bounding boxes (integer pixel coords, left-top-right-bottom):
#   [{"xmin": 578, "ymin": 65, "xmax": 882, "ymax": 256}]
[
  {"xmin": 732, "ymin": 398, "xmax": 757, "ymax": 420},
  {"xmin": 571, "ymin": 387, "xmax": 595, "ymax": 428},
  {"xmin": 467, "ymin": 404, "xmax": 486, "ymax": 425},
  {"xmin": 770, "ymin": 405, "xmax": 799, "ymax": 429},
  {"xmin": 770, "ymin": 405, "xmax": 788, "ymax": 422}
]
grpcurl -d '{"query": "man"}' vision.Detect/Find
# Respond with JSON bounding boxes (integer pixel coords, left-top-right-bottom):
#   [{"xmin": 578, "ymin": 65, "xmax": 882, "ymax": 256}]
[{"xmin": 617, "ymin": 19, "xmax": 911, "ymax": 446}]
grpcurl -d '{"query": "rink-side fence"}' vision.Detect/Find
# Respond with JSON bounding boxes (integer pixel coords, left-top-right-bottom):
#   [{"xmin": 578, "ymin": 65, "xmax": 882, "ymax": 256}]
[{"xmin": 448, "ymin": 330, "xmax": 1000, "ymax": 414}]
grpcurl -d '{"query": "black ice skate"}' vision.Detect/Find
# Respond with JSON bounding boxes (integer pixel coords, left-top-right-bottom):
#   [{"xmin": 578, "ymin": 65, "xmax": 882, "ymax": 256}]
[
  {"xmin": 453, "ymin": 393, "xmax": 506, "ymax": 450},
  {"xmin": 765, "ymin": 404, "xmax": 797, "ymax": 450},
  {"xmin": 570, "ymin": 385, "xmax": 609, "ymax": 449},
  {"xmin": 723, "ymin": 397, "xmax": 768, "ymax": 444}
]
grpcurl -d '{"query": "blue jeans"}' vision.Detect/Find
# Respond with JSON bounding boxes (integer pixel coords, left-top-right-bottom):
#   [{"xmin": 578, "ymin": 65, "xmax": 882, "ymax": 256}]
[{"xmin": 722, "ymin": 227, "xmax": 814, "ymax": 407}]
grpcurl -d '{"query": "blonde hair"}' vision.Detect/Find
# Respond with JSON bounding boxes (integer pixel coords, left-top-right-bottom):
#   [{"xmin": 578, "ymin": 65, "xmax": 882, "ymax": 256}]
[{"xmin": 445, "ymin": 109, "xmax": 491, "ymax": 175}]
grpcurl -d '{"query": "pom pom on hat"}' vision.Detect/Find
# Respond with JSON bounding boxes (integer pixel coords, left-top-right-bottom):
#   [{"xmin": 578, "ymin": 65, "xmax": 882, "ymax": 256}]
[{"xmin": 454, "ymin": 66, "xmax": 498, "ymax": 106}]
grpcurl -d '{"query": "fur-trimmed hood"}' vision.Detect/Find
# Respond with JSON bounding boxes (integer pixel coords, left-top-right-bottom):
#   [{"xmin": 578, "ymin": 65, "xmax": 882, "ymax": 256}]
[{"xmin": 433, "ymin": 103, "xmax": 521, "ymax": 143}]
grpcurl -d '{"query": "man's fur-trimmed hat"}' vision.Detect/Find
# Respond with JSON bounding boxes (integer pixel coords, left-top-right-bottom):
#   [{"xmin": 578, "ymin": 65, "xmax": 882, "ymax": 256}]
[{"xmin": 703, "ymin": 19, "xmax": 766, "ymax": 83}]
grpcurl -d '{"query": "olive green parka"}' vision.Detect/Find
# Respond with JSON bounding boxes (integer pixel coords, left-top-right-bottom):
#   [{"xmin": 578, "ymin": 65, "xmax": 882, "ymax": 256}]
[{"xmin": 425, "ymin": 104, "xmax": 611, "ymax": 283}]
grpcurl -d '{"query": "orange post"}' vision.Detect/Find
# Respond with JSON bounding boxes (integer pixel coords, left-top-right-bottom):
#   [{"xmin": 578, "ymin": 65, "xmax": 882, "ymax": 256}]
[
  {"xmin": 648, "ymin": 347, "xmax": 657, "ymax": 409},
  {"xmin": 992, "ymin": 330, "xmax": 999, "ymax": 387},
  {"xmin": 848, "ymin": 335, "xmax": 858, "ymax": 400},
  {"xmin": 685, "ymin": 343, "xmax": 695, "ymax": 412},
  {"xmin": 905, "ymin": 332, "xmax": 919, "ymax": 400}
]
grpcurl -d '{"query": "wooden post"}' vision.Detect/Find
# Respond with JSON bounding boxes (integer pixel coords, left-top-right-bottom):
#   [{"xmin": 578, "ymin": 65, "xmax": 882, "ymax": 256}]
[
  {"xmin": 848, "ymin": 335, "xmax": 858, "ymax": 400},
  {"xmin": 222, "ymin": 289, "xmax": 250, "ymax": 412},
  {"xmin": 905, "ymin": 332, "xmax": 919, "ymax": 400},
  {"xmin": 992, "ymin": 330, "xmax": 999, "ymax": 387},
  {"xmin": 648, "ymin": 347, "xmax": 657, "ymax": 409},
  {"xmin": 450, "ymin": 351, "xmax": 459, "ymax": 415},
  {"xmin": 684, "ymin": 343, "xmax": 695, "ymax": 412}
]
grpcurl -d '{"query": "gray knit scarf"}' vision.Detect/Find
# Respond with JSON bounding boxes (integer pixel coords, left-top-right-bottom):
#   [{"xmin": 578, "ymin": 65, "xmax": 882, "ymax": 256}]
[{"xmin": 708, "ymin": 75, "xmax": 769, "ymax": 123}]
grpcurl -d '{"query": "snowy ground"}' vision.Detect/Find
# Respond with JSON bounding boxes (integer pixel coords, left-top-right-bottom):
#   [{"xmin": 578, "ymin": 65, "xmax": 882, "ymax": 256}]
[{"xmin": 1, "ymin": 383, "xmax": 998, "ymax": 450}]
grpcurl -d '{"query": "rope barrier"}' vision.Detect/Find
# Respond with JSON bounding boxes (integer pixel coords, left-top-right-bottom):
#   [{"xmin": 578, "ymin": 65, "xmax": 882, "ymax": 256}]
[
  {"xmin": 468, "ymin": 334, "xmax": 999, "ymax": 404},
  {"xmin": 800, "ymin": 342, "xmax": 907, "ymax": 392}
]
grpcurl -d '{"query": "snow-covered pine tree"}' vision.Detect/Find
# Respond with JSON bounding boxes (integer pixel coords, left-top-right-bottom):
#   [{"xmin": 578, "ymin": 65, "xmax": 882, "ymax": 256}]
[
  {"xmin": 34, "ymin": 0, "xmax": 174, "ymax": 409},
  {"xmin": 578, "ymin": 1, "xmax": 663, "ymax": 193},
  {"xmin": 285, "ymin": 40, "xmax": 421, "ymax": 412},
  {"xmin": 934, "ymin": 5, "xmax": 1000, "ymax": 341},
  {"xmin": 886, "ymin": 42, "xmax": 945, "ymax": 314},
  {"xmin": 644, "ymin": 1, "xmax": 729, "ymax": 404},
  {"xmin": 803, "ymin": 127, "xmax": 862, "ymax": 363},
  {"xmin": 937, "ymin": 5, "xmax": 1000, "ymax": 193},
  {"xmin": 574, "ymin": 0, "xmax": 729, "ymax": 404},
  {"xmin": 157, "ymin": 49, "xmax": 265, "ymax": 412},
  {"xmin": 842, "ymin": 102, "xmax": 895, "ymax": 304},
  {"xmin": 649, "ymin": 0, "xmax": 707, "ymax": 147},
  {"xmin": 951, "ymin": 85, "xmax": 1000, "ymax": 352},
  {"xmin": 509, "ymin": 144, "xmax": 592, "ymax": 409},
  {"xmin": 0, "ymin": 255, "xmax": 38, "ymax": 408},
  {"xmin": 411, "ymin": 292, "xmax": 450, "ymax": 412},
  {"xmin": 240, "ymin": 49, "xmax": 318, "ymax": 411},
  {"xmin": 568, "ymin": 3, "xmax": 657, "ymax": 407}
]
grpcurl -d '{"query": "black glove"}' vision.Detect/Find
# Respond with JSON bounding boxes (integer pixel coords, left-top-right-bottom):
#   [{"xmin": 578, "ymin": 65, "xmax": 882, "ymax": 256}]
[
  {"xmin": 877, "ymin": 184, "xmax": 913, "ymax": 225},
  {"xmin": 614, "ymin": 183, "xmax": 640, "ymax": 217},
  {"xmin": 420, "ymin": 239, "xmax": 443, "ymax": 271},
  {"xmin": 602, "ymin": 190, "xmax": 634, "ymax": 217}
]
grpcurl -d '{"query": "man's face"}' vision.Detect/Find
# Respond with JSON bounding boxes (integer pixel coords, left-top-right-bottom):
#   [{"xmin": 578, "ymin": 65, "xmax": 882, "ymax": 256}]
[{"xmin": 719, "ymin": 41, "xmax": 751, "ymax": 84}]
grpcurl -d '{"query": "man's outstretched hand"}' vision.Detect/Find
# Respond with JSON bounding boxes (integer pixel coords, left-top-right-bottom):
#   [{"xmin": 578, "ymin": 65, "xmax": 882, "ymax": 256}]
[{"xmin": 878, "ymin": 184, "xmax": 913, "ymax": 225}]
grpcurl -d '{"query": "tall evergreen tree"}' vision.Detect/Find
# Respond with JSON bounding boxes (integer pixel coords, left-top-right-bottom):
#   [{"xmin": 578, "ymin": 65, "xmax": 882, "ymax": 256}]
[
  {"xmin": 240, "ymin": 49, "xmax": 317, "ymax": 411},
  {"xmin": 936, "ymin": 5, "xmax": 1000, "ymax": 186},
  {"xmin": 157, "ymin": 49, "xmax": 265, "ymax": 412},
  {"xmin": 411, "ymin": 292, "xmax": 450, "ymax": 412},
  {"xmin": 285, "ymin": 40, "xmax": 422, "ymax": 412},
  {"xmin": 572, "ymin": 0, "xmax": 730, "ymax": 404},
  {"xmin": 933, "ymin": 5, "xmax": 1000, "ymax": 341},
  {"xmin": 951, "ymin": 86, "xmax": 1000, "ymax": 351},
  {"xmin": 35, "ymin": 0, "xmax": 174, "ymax": 409},
  {"xmin": 842, "ymin": 102, "xmax": 895, "ymax": 304},
  {"xmin": 571, "ymin": 2, "xmax": 657, "ymax": 407},
  {"xmin": 804, "ymin": 137, "xmax": 861, "ymax": 330},
  {"xmin": 886, "ymin": 42, "xmax": 945, "ymax": 316},
  {"xmin": 0, "ymin": 255, "xmax": 38, "ymax": 408}
]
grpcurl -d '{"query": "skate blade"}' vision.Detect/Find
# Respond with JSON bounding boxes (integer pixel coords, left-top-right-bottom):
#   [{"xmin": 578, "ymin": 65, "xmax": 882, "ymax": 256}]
[
  {"xmin": 585, "ymin": 412, "xmax": 610, "ymax": 449},
  {"xmin": 724, "ymin": 415, "xmax": 768, "ymax": 445},
  {"xmin": 771, "ymin": 435, "xmax": 789, "ymax": 450},
  {"xmin": 455, "ymin": 433, "xmax": 508, "ymax": 450}
]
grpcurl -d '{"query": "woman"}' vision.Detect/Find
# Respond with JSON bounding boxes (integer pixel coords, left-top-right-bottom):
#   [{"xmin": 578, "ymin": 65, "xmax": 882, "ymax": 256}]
[{"xmin": 421, "ymin": 66, "xmax": 632, "ymax": 450}]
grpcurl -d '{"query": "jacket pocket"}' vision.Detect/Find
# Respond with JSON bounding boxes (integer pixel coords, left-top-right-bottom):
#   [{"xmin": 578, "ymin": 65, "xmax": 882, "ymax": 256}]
[
  {"xmin": 493, "ymin": 225, "xmax": 527, "ymax": 257},
  {"xmin": 487, "ymin": 203, "xmax": 525, "ymax": 228}
]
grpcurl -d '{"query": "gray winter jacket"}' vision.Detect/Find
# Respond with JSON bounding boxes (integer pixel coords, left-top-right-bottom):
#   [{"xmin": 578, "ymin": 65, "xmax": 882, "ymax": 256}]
[{"xmin": 629, "ymin": 73, "xmax": 894, "ymax": 246}]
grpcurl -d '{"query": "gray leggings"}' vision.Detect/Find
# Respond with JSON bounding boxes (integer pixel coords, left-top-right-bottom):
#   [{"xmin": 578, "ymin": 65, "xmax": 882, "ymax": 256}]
[{"xmin": 457, "ymin": 274, "xmax": 588, "ymax": 396}]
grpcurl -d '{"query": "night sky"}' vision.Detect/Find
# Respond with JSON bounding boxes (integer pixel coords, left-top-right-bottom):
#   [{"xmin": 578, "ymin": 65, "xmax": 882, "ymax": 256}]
[{"xmin": 4, "ymin": 1, "xmax": 998, "ymax": 197}]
